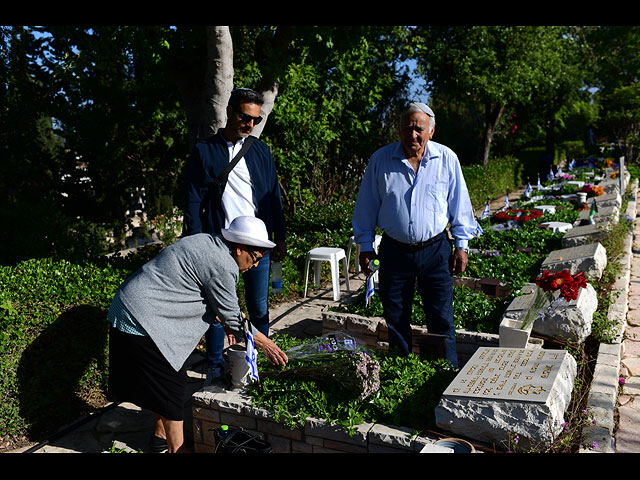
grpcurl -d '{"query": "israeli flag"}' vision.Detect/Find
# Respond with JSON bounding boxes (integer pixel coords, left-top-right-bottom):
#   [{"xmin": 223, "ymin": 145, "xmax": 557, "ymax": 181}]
[
  {"xmin": 481, "ymin": 200, "xmax": 490, "ymax": 220},
  {"xmin": 547, "ymin": 168, "xmax": 554, "ymax": 181},
  {"xmin": 504, "ymin": 192, "xmax": 510, "ymax": 209},
  {"xmin": 523, "ymin": 181, "xmax": 532, "ymax": 198},
  {"xmin": 475, "ymin": 218, "xmax": 484, "ymax": 237},
  {"xmin": 556, "ymin": 166, "xmax": 563, "ymax": 177},
  {"xmin": 365, "ymin": 273, "xmax": 375, "ymax": 307},
  {"xmin": 243, "ymin": 321, "xmax": 259, "ymax": 381},
  {"xmin": 537, "ymin": 176, "xmax": 542, "ymax": 190},
  {"xmin": 569, "ymin": 159, "xmax": 575, "ymax": 171}
]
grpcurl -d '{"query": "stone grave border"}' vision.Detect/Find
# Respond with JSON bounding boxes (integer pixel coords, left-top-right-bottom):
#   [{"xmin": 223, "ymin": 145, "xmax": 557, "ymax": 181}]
[{"xmin": 191, "ymin": 174, "xmax": 636, "ymax": 454}]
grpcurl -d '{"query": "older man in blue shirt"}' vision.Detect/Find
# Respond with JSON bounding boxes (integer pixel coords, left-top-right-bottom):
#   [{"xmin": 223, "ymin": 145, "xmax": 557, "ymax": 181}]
[{"xmin": 352, "ymin": 102, "xmax": 476, "ymax": 368}]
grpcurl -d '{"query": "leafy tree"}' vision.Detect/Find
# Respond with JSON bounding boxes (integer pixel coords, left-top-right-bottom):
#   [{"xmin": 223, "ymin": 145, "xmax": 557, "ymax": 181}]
[{"xmin": 413, "ymin": 26, "xmax": 580, "ymax": 165}]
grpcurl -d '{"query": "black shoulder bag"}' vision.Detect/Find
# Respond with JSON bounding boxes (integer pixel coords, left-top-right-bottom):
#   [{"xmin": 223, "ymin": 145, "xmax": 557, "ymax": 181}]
[{"xmin": 211, "ymin": 135, "xmax": 257, "ymax": 191}]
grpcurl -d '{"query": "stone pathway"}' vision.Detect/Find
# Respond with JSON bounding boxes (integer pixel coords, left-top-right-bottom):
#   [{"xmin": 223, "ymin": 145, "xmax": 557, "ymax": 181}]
[{"xmin": 615, "ymin": 214, "xmax": 640, "ymax": 453}]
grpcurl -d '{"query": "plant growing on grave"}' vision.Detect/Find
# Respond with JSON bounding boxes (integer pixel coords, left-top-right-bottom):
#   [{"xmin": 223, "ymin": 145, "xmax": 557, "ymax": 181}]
[{"xmin": 249, "ymin": 333, "xmax": 457, "ymax": 435}]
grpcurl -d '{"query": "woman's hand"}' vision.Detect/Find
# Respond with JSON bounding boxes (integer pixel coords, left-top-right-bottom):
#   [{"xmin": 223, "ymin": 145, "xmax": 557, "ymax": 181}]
[{"xmin": 252, "ymin": 331, "xmax": 288, "ymax": 366}]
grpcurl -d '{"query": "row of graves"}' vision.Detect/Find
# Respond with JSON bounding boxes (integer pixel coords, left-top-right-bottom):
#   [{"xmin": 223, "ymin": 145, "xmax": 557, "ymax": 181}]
[
  {"xmin": 435, "ymin": 159, "xmax": 630, "ymax": 450},
  {"xmin": 193, "ymin": 158, "xmax": 630, "ymax": 453}
]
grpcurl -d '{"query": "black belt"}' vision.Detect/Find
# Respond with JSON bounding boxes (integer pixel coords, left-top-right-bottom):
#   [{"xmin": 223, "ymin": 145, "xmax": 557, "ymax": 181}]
[{"xmin": 382, "ymin": 231, "xmax": 447, "ymax": 252}]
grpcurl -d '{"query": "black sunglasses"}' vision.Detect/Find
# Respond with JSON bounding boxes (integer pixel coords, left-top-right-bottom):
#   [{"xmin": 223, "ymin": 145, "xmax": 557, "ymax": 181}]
[
  {"xmin": 248, "ymin": 249, "xmax": 263, "ymax": 265},
  {"xmin": 236, "ymin": 110, "xmax": 263, "ymax": 126}
]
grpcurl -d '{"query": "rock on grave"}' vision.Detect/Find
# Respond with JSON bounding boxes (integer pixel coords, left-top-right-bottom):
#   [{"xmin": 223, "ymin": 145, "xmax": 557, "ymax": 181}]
[
  {"xmin": 540, "ymin": 242, "xmax": 607, "ymax": 280},
  {"xmin": 532, "ymin": 283, "xmax": 597, "ymax": 344},
  {"xmin": 595, "ymin": 191, "xmax": 622, "ymax": 210},
  {"xmin": 562, "ymin": 223, "xmax": 608, "ymax": 248},
  {"xmin": 435, "ymin": 347, "xmax": 577, "ymax": 449},
  {"xmin": 577, "ymin": 204, "xmax": 619, "ymax": 225}
]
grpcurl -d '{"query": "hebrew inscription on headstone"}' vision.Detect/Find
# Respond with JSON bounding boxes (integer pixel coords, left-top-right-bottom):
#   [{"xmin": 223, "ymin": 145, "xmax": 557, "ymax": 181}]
[{"xmin": 442, "ymin": 347, "xmax": 566, "ymax": 403}]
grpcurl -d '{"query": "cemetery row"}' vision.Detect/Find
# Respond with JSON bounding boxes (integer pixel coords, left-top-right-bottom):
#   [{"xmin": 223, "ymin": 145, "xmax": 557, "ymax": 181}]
[
  {"xmin": 436, "ymin": 160, "xmax": 632, "ymax": 450},
  {"xmin": 193, "ymin": 159, "xmax": 632, "ymax": 453}
]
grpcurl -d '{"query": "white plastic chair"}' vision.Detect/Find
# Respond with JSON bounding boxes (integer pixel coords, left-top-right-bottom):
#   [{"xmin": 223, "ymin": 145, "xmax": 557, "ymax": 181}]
[
  {"xmin": 346, "ymin": 234, "xmax": 382, "ymax": 273},
  {"xmin": 303, "ymin": 247, "xmax": 350, "ymax": 301}
]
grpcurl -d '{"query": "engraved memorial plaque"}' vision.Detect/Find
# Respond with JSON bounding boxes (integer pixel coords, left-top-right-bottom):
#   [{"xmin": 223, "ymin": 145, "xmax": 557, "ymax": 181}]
[{"xmin": 442, "ymin": 347, "xmax": 569, "ymax": 403}]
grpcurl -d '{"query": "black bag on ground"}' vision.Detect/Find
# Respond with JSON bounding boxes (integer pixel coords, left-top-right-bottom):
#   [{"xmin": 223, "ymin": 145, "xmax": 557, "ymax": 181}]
[{"xmin": 212, "ymin": 425, "xmax": 273, "ymax": 453}]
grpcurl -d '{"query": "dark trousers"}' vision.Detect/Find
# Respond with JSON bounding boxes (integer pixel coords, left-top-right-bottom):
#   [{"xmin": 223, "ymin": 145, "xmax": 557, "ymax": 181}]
[
  {"xmin": 206, "ymin": 251, "xmax": 271, "ymax": 370},
  {"xmin": 378, "ymin": 233, "xmax": 458, "ymax": 368}
]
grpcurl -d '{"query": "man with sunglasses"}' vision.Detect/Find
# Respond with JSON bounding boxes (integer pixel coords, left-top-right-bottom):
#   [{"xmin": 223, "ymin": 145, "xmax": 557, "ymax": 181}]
[
  {"xmin": 183, "ymin": 88, "xmax": 287, "ymax": 385},
  {"xmin": 352, "ymin": 102, "xmax": 476, "ymax": 369}
]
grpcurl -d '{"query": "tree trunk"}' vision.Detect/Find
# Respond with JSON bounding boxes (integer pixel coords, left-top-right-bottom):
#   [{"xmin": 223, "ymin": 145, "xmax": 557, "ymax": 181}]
[
  {"xmin": 201, "ymin": 26, "xmax": 234, "ymax": 141},
  {"xmin": 481, "ymin": 103, "xmax": 505, "ymax": 166}
]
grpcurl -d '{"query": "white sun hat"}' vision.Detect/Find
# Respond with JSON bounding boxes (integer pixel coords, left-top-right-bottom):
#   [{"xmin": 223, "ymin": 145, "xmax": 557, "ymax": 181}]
[{"xmin": 221, "ymin": 216, "xmax": 276, "ymax": 249}]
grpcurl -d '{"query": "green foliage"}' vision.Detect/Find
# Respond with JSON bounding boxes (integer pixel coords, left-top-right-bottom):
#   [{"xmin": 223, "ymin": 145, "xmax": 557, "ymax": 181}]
[
  {"xmin": 0, "ymin": 257, "xmax": 128, "ymax": 440},
  {"xmin": 250, "ymin": 333, "xmax": 457, "ymax": 434},
  {"xmin": 462, "ymin": 156, "xmax": 526, "ymax": 210}
]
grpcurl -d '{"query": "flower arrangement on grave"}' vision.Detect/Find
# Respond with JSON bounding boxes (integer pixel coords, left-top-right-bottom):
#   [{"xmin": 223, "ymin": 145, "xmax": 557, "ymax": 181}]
[
  {"xmin": 266, "ymin": 332, "xmax": 381, "ymax": 400},
  {"xmin": 536, "ymin": 269, "xmax": 587, "ymax": 302},
  {"xmin": 519, "ymin": 269, "xmax": 588, "ymax": 330},
  {"xmin": 579, "ymin": 184, "xmax": 604, "ymax": 197},
  {"xmin": 493, "ymin": 208, "xmax": 543, "ymax": 224}
]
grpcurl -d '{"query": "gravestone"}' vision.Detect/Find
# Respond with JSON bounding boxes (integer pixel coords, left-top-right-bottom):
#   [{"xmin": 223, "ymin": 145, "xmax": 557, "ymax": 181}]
[
  {"xmin": 540, "ymin": 242, "xmax": 607, "ymax": 280},
  {"xmin": 533, "ymin": 205, "xmax": 556, "ymax": 215},
  {"xmin": 577, "ymin": 204, "xmax": 618, "ymax": 225},
  {"xmin": 537, "ymin": 221, "xmax": 573, "ymax": 233},
  {"xmin": 531, "ymin": 283, "xmax": 597, "ymax": 344},
  {"xmin": 435, "ymin": 346, "xmax": 577, "ymax": 448},
  {"xmin": 562, "ymin": 223, "xmax": 608, "ymax": 248},
  {"xmin": 599, "ymin": 179, "xmax": 621, "ymax": 195},
  {"xmin": 594, "ymin": 191, "xmax": 622, "ymax": 210}
]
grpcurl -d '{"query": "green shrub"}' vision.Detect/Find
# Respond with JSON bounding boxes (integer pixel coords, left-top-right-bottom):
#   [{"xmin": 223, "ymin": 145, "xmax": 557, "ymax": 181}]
[
  {"xmin": 463, "ymin": 156, "xmax": 525, "ymax": 210},
  {"xmin": 0, "ymin": 258, "xmax": 128, "ymax": 440}
]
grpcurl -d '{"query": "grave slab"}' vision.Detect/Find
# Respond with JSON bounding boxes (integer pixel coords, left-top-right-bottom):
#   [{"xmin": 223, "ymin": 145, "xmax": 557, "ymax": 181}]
[
  {"xmin": 562, "ymin": 224, "xmax": 608, "ymax": 247},
  {"xmin": 577, "ymin": 204, "xmax": 619, "ymax": 224},
  {"xmin": 540, "ymin": 242, "xmax": 607, "ymax": 280},
  {"xmin": 435, "ymin": 347, "xmax": 577, "ymax": 448},
  {"xmin": 532, "ymin": 283, "xmax": 597, "ymax": 344},
  {"xmin": 595, "ymin": 192, "xmax": 622, "ymax": 210},
  {"xmin": 538, "ymin": 221, "xmax": 573, "ymax": 233},
  {"xmin": 533, "ymin": 205, "xmax": 556, "ymax": 215}
]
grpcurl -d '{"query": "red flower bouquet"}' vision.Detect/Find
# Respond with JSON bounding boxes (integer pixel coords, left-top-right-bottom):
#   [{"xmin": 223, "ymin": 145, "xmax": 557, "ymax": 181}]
[
  {"xmin": 536, "ymin": 270, "xmax": 587, "ymax": 302},
  {"xmin": 493, "ymin": 208, "xmax": 543, "ymax": 224}
]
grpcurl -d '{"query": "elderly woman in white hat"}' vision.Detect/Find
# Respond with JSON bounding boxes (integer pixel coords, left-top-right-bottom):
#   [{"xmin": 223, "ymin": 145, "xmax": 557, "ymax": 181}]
[{"xmin": 107, "ymin": 216, "xmax": 288, "ymax": 453}]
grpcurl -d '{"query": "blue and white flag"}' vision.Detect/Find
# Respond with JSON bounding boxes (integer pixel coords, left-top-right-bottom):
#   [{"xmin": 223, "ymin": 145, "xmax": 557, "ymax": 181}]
[
  {"xmin": 480, "ymin": 200, "xmax": 490, "ymax": 220},
  {"xmin": 569, "ymin": 159, "xmax": 575, "ymax": 171},
  {"xmin": 504, "ymin": 192, "xmax": 510, "ymax": 209},
  {"xmin": 537, "ymin": 175, "xmax": 542, "ymax": 190},
  {"xmin": 243, "ymin": 320, "xmax": 259, "ymax": 381},
  {"xmin": 547, "ymin": 168, "xmax": 554, "ymax": 182},
  {"xmin": 556, "ymin": 166, "xmax": 563, "ymax": 177},
  {"xmin": 475, "ymin": 217, "xmax": 484, "ymax": 237},
  {"xmin": 523, "ymin": 181, "xmax": 532, "ymax": 198},
  {"xmin": 365, "ymin": 273, "xmax": 375, "ymax": 307}
]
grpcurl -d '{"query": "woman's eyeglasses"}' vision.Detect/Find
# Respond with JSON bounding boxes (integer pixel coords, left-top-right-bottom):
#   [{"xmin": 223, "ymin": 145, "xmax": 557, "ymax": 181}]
[{"xmin": 248, "ymin": 249, "xmax": 262, "ymax": 265}]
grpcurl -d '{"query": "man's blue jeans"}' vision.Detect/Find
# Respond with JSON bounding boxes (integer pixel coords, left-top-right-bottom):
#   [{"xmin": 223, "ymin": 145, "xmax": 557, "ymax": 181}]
[
  {"xmin": 206, "ymin": 251, "xmax": 271, "ymax": 370},
  {"xmin": 377, "ymin": 234, "xmax": 458, "ymax": 368}
]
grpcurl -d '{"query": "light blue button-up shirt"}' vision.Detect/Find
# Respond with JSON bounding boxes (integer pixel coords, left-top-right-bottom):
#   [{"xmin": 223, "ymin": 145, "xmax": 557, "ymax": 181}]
[{"xmin": 352, "ymin": 140, "xmax": 476, "ymax": 252}]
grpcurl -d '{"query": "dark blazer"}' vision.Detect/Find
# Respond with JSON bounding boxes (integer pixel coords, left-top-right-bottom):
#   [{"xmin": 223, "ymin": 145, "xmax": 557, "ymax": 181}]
[{"xmin": 183, "ymin": 131, "xmax": 286, "ymax": 242}]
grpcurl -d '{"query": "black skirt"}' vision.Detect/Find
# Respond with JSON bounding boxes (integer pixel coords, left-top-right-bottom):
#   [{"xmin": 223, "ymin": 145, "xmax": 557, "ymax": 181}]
[{"xmin": 108, "ymin": 325, "xmax": 187, "ymax": 421}]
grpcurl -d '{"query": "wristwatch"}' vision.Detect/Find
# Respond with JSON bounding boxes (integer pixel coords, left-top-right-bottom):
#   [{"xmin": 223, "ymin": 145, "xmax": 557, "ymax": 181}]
[{"xmin": 456, "ymin": 247, "xmax": 469, "ymax": 253}]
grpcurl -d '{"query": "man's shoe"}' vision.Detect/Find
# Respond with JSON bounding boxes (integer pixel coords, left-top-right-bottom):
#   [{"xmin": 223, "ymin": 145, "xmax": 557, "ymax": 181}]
[{"xmin": 149, "ymin": 434, "xmax": 168, "ymax": 453}]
